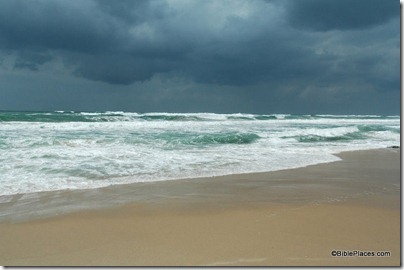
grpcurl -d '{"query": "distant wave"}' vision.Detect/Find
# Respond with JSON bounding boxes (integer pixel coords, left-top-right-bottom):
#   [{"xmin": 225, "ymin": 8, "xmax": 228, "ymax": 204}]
[
  {"xmin": 0, "ymin": 111, "xmax": 398, "ymax": 123},
  {"xmin": 290, "ymin": 132, "xmax": 365, "ymax": 143},
  {"xmin": 162, "ymin": 132, "xmax": 260, "ymax": 146}
]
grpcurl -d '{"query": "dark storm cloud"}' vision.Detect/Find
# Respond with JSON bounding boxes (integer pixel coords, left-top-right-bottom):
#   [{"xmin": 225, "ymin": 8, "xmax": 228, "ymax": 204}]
[
  {"xmin": 70, "ymin": 52, "xmax": 177, "ymax": 84},
  {"xmin": 286, "ymin": 0, "xmax": 398, "ymax": 31},
  {"xmin": 0, "ymin": 0, "xmax": 400, "ymax": 114},
  {"xmin": 0, "ymin": 0, "xmax": 399, "ymax": 87},
  {"xmin": 0, "ymin": 1, "xmax": 124, "ymax": 53}
]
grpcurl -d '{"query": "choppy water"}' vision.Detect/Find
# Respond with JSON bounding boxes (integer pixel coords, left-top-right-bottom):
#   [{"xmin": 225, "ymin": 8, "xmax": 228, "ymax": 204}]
[{"xmin": 0, "ymin": 111, "xmax": 400, "ymax": 196}]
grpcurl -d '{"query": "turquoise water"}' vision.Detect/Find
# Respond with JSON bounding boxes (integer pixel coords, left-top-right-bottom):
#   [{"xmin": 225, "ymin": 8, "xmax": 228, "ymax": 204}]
[{"xmin": 0, "ymin": 111, "xmax": 400, "ymax": 196}]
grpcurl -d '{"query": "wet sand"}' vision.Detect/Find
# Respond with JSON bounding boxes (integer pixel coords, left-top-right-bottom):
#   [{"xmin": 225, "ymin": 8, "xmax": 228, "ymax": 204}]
[{"xmin": 0, "ymin": 148, "xmax": 400, "ymax": 266}]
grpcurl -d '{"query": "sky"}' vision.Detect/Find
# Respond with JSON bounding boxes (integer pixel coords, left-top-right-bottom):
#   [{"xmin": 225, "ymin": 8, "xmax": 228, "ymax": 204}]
[{"xmin": 0, "ymin": 0, "xmax": 400, "ymax": 115}]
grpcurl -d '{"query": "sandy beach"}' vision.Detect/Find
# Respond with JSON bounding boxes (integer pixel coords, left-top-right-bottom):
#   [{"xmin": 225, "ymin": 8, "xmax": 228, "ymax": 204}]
[{"xmin": 0, "ymin": 148, "xmax": 400, "ymax": 266}]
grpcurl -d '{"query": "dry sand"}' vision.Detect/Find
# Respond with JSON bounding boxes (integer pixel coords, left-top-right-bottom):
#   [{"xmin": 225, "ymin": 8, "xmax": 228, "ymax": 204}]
[{"xmin": 0, "ymin": 148, "xmax": 400, "ymax": 266}]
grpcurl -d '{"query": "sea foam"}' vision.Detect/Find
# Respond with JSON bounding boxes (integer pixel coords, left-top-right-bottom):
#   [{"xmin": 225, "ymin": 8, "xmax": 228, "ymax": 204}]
[{"xmin": 0, "ymin": 111, "xmax": 400, "ymax": 196}]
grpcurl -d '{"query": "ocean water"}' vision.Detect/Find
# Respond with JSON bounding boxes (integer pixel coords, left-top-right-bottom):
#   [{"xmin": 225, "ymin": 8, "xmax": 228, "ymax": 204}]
[{"xmin": 0, "ymin": 111, "xmax": 400, "ymax": 197}]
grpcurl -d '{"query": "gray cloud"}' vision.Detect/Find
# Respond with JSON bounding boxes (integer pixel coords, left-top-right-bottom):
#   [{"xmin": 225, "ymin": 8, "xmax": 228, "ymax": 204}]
[
  {"xmin": 0, "ymin": 0, "xmax": 400, "ymax": 114},
  {"xmin": 14, "ymin": 51, "xmax": 53, "ymax": 71},
  {"xmin": 285, "ymin": 0, "xmax": 398, "ymax": 31},
  {"xmin": 0, "ymin": 1, "xmax": 124, "ymax": 53}
]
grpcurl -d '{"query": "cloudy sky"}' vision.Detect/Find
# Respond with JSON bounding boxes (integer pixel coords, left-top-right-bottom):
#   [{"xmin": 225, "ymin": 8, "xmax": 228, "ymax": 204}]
[{"xmin": 0, "ymin": 0, "xmax": 400, "ymax": 114}]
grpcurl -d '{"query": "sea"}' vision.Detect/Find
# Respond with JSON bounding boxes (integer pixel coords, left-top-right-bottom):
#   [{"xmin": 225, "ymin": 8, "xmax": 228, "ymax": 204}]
[{"xmin": 0, "ymin": 111, "xmax": 400, "ymax": 198}]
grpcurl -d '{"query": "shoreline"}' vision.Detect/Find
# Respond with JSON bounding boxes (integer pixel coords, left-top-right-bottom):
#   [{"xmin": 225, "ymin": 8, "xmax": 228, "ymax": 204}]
[
  {"xmin": 0, "ymin": 146, "xmax": 398, "ymax": 201},
  {"xmin": 0, "ymin": 147, "xmax": 400, "ymax": 266},
  {"xmin": 0, "ymin": 147, "xmax": 399, "ymax": 222}
]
